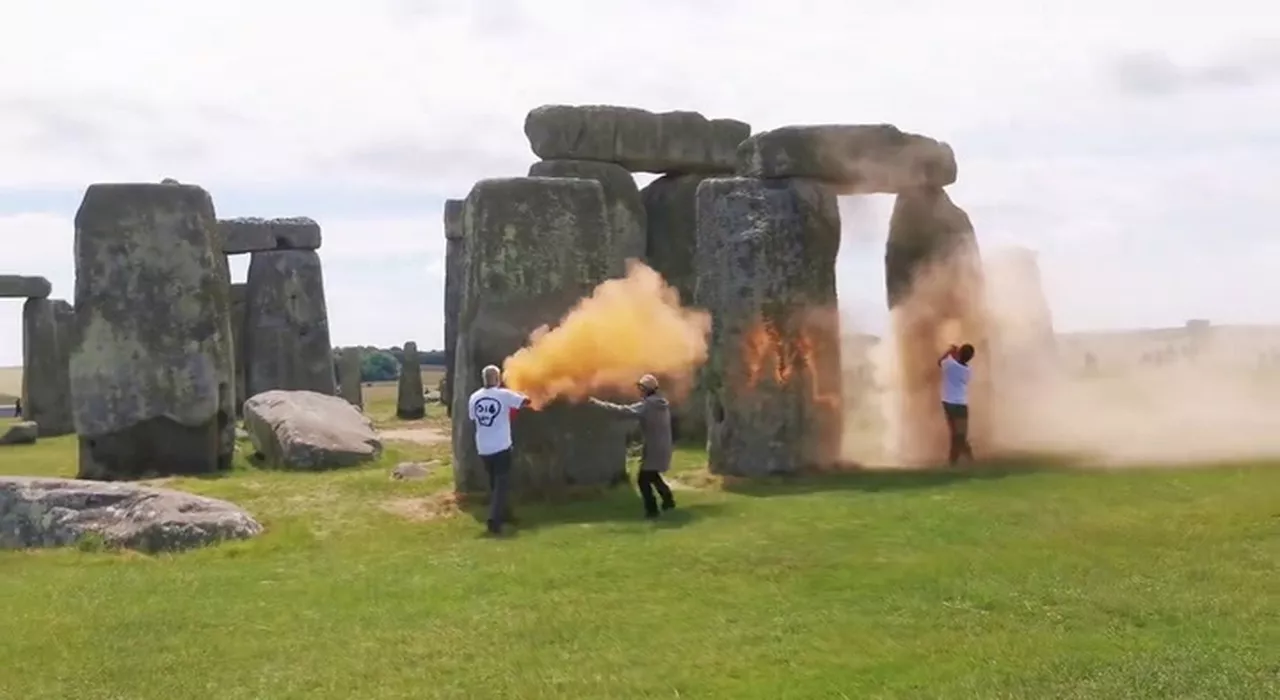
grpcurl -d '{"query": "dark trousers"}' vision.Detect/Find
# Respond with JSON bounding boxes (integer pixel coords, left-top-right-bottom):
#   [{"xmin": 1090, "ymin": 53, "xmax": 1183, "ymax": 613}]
[
  {"xmin": 637, "ymin": 470, "xmax": 675, "ymax": 516},
  {"xmin": 480, "ymin": 449, "xmax": 512, "ymax": 531},
  {"xmin": 942, "ymin": 402, "xmax": 973, "ymax": 465}
]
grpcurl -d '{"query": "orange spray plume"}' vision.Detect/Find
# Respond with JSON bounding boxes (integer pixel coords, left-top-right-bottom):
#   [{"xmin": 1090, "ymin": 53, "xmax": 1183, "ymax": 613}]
[{"xmin": 502, "ymin": 260, "xmax": 712, "ymax": 409}]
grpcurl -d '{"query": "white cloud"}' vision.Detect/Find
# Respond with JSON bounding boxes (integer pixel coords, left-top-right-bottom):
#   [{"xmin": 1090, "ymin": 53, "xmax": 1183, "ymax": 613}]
[{"xmin": 1, "ymin": 0, "xmax": 1278, "ymax": 366}]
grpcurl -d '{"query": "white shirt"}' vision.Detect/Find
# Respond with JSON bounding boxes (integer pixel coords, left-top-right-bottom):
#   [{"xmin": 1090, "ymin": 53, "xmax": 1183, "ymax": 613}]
[
  {"xmin": 467, "ymin": 387, "xmax": 527, "ymax": 456},
  {"xmin": 940, "ymin": 357, "xmax": 971, "ymax": 405}
]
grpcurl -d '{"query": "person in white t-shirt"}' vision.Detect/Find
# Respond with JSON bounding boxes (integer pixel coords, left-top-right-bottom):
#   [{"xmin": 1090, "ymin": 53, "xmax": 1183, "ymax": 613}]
[
  {"xmin": 938, "ymin": 343, "xmax": 976, "ymax": 465},
  {"xmin": 467, "ymin": 365, "xmax": 530, "ymax": 535}
]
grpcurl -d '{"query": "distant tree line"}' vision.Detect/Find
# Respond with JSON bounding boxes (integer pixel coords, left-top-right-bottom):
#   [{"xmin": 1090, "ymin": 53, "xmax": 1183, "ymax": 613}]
[{"xmin": 330, "ymin": 345, "xmax": 446, "ymax": 383}]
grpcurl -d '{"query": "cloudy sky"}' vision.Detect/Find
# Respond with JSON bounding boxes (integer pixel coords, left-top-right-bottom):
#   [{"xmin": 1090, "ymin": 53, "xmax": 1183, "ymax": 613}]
[{"xmin": 1, "ymin": 0, "xmax": 1276, "ymax": 366}]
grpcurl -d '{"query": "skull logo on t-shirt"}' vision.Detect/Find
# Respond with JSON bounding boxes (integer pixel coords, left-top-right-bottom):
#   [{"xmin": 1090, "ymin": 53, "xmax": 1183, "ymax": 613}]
[{"xmin": 474, "ymin": 397, "xmax": 502, "ymax": 427}]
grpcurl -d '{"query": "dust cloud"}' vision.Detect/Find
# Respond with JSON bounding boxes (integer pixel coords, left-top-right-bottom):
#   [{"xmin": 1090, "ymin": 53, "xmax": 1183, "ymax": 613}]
[
  {"xmin": 839, "ymin": 242, "xmax": 1280, "ymax": 468},
  {"xmin": 501, "ymin": 261, "xmax": 711, "ymax": 409}
]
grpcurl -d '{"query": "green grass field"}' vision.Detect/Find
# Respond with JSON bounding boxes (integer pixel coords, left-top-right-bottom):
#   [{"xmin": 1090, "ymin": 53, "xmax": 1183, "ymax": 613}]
[{"xmin": 1, "ymin": 366, "xmax": 1279, "ymax": 698}]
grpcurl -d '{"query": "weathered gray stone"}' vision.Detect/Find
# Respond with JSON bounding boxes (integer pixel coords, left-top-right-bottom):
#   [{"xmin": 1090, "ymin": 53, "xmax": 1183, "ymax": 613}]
[
  {"xmin": 21, "ymin": 298, "xmax": 74, "ymax": 437},
  {"xmin": 695, "ymin": 177, "xmax": 843, "ymax": 476},
  {"xmin": 391, "ymin": 461, "xmax": 433, "ymax": 480},
  {"xmin": 443, "ymin": 198, "xmax": 465, "ymax": 418},
  {"xmin": 884, "ymin": 186, "xmax": 990, "ymax": 465},
  {"xmin": 70, "ymin": 183, "xmax": 235, "ymax": 480},
  {"xmin": 736, "ymin": 124, "xmax": 958, "ymax": 194},
  {"xmin": 228, "ymin": 283, "xmax": 248, "ymax": 416},
  {"xmin": 396, "ymin": 341, "xmax": 425, "ymax": 420},
  {"xmin": 243, "ymin": 390, "xmax": 382, "ymax": 470},
  {"xmin": 244, "ymin": 250, "xmax": 336, "ymax": 399},
  {"xmin": 338, "ymin": 347, "xmax": 363, "ymax": 408},
  {"xmin": 524, "ymin": 104, "xmax": 750, "ymax": 174},
  {"xmin": 0, "ymin": 477, "xmax": 262, "ymax": 552},
  {"xmin": 0, "ymin": 421, "xmax": 38, "ymax": 445},
  {"xmin": 218, "ymin": 217, "xmax": 322, "ymax": 254},
  {"xmin": 453, "ymin": 177, "xmax": 627, "ymax": 495},
  {"xmin": 0, "ymin": 275, "xmax": 51, "ymax": 299},
  {"xmin": 528, "ymin": 160, "xmax": 646, "ymax": 276},
  {"xmin": 641, "ymin": 173, "xmax": 710, "ymax": 443}
]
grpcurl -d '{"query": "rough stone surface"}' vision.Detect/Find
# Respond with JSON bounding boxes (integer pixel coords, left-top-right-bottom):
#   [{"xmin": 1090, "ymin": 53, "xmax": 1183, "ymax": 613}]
[
  {"xmin": 391, "ymin": 461, "xmax": 433, "ymax": 480},
  {"xmin": 443, "ymin": 198, "xmax": 465, "ymax": 418},
  {"xmin": 243, "ymin": 390, "xmax": 382, "ymax": 470},
  {"xmin": 21, "ymin": 298, "xmax": 75, "ymax": 437},
  {"xmin": 525, "ymin": 104, "xmax": 750, "ymax": 174},
  {"xmin": 0, "ymin": 422, "xmax": 38, "ymax": 445},
  {"xmin": 218, "ymin": 217, "xmax": 322, "ymax": 253},
  {"xmin": 0, "ymin": 477, "xmax": 262, "ymax": 552},
  {"xmin": 396, "ymin": 342, "xmax": 425, "ymax": 419},
  {"xmin": 884, "ymin": 187, "xmax": 991, "ymax": 465},
  {"xmin": 641, "ymin": 174, "xmax": 711, "ymax": 443},
  {"xmin": 244, "ymin": 250, "xmax": 336, "ymax": 399},
  {"xmin": 736, "ymin": 124, "xmax": 958, "ymax": 194},
  {"xmin": 338, "ymin": 347, "xmax": 363, "ymax": 408},
  {"xmin": 528, "ymin": 160, "xmax": 646, "ymax": 276},
  {"xmin": 453, "ymin": 177, "xmax": 628, "ymax": 494},
  {"xmin": 0, "ymin": 275, "xmax": 52, "ymax": 299},
  {"xmin": 695, "ymin": 177, "xmax": 843, "ymax": 476},
  {"xmin": 227, "ymin": 283, "xmax": 248, "ymax": 416},
  {"xmin": 71, "ymin": 183, "xmax": 235, "ymax": 480}
]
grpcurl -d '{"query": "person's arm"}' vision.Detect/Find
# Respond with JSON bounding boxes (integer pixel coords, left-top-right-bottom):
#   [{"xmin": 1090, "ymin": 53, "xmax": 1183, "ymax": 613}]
[
  {"xmin": 588, "ymin": 397, "xmax": 646, "ymax": 417},
  {"xmin": 502, "ymin": 390, "xmax": 532, "ymax": 410},
  {"xmin": 938, "ymin": 345, "xmax": 958, "ymax": 366}
]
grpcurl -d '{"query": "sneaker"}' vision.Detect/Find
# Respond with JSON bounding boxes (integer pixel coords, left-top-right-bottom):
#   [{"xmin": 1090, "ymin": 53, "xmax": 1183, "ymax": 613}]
[{"xmin": 661, "ymin": 501, "xmax": 676, "ymax": 512}]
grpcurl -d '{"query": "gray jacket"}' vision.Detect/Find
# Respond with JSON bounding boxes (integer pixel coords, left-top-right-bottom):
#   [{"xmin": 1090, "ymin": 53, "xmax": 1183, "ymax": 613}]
[{"xmin": 590, "ymin": 393, "xmax": 673, "ymax": 473}]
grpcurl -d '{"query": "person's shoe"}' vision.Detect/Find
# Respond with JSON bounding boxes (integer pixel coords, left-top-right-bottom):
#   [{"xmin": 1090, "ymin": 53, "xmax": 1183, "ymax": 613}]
[
  {"xmin": 661, "ymin": 501, "xmax": 676, "ymax": 512},
  {"xmin": 485, "ymin": 520, "xmax": 502, "ymax": 536}
]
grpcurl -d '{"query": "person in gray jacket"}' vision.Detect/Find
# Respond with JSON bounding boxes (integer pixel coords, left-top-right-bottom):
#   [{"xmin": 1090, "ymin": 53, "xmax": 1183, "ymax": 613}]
[{"xmin": 588, "ymin": 374, "xmax": 676, "ymax": 519}]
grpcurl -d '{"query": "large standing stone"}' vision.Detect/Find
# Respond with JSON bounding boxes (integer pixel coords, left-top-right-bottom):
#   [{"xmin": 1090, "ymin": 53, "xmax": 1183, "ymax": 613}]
[
  {"xmin": 338, "ymin": 347, "xmax": 363, "ymax": 409},
  {"xmin": 695, "ymin": 177, "xmax": 843, "ymax": 476},
  {"xmin": 736, "ymin": 124, "xmax": 958, "ymax": 194},
  {"xmin": 884, "ymin": 186, "xmax": 991, "ymax": 466},
  {"xmin": 453, "ymin": 177, "xmax": 627, "ymax": 495},
  {"xmin": 228, "ymin": 283, "xmax": 248, "ymax": 417},
  {"xmin": 218, "ymin": 217, "xmax": 322, "ymax": 253},
  {"xmin": 442, "ymin": 198, "xmax": 465, "ymax": 418},
  {"xmin": 244, "ymin": 250, "xmax": 336, "ymax": 399},
  {"xmin": 396, "ymin": 341, "xmax": 425, "ymax": 420},
  {"xmin": 0, "ymin": 275, "xmax": 52, "ymax": 299},
  {"xmin": 642, "ymin": 173, "xmax": 711, "ymax": 443},
  {"xmin": 524, "ymin": 105, "xmax": 751, "ymax": 174},
  {"xmin": 70, "ymin": 183, "xmax": 235, "ymax": 480},
  {"xmin": 20, "ymin": 298, "xmax": 74, "ymax": 436},
  {"xmin": 528, "ymin": 160, "xmax": 646, "ymax": 276}
]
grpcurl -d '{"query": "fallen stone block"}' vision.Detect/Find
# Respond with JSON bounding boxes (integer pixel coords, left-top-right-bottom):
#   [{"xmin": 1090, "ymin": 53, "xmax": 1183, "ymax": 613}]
[
  {"xmin": 244, "ymin": 390, "xmax": 382, "ymax": 470},
  {"xmin": 0, "ymin": 476, "xmax": 262, "ymax": 552},
  {"xmin": 525, "ymin": 104, "xmax": 750, "ymax": 174},
  {"xmin": 0, "ymin": 421, "xmax": 38, "ymax": 446},
  {"xmin": 736, "ymin": 124, "xmax": 958, "ymax": 193}
]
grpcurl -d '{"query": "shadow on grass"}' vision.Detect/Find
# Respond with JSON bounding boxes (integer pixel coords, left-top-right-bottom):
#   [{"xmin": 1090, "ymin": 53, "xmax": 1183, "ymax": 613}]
[
  {"xmin": 456, "ymin": 483, "xmax": 728, "ymax": 534},
  {"xmin": 719, "ymin": 456, "xmax": 1074, "ymax": 498}
]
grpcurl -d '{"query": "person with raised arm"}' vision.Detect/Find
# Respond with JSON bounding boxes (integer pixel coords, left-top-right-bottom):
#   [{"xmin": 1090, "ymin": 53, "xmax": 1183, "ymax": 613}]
[{"xmin": 938, "ymin": 344, "xmax": 976, "ymax": 465}]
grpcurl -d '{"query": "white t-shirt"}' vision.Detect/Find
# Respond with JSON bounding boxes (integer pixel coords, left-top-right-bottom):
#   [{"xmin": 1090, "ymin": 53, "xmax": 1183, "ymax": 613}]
[
  {"xmin": 468, "ymin": 387, "xmax": 528, "ymax": 456},
  {"xmin": 940, "ymin": 357, "xmax": 971, "ymax": 405}
]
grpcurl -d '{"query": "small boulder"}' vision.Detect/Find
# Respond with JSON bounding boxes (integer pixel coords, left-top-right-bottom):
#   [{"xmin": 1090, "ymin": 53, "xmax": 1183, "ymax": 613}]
[
  {"xmin": 0, "ymin": 476, "xmax": 262, "ymax": 552},
  {"xmin": 244, "ymin": 390, "xmax": 382, "ymax": 470},
  {"xmin": 0, "ymin": 421, "xmax": 39, "ymax": 446},
  {"xmin": 424, "ymin": 390, "xmax": 442, "ymax": 403},
  {"xmin": 391, "ymin": 461, "xmax": 435, "ymax": 480}
]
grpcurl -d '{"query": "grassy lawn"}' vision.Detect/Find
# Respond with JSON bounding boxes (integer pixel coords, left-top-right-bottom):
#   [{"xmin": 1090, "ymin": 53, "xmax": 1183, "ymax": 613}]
[{"xmin": 1, "ymin": 372, "xmax": 1278, "ymax": 697}]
